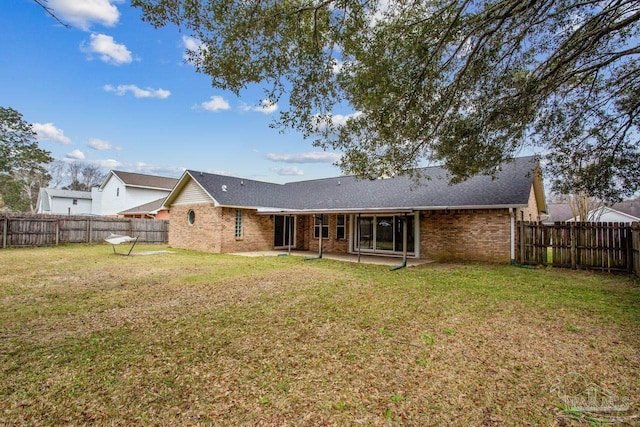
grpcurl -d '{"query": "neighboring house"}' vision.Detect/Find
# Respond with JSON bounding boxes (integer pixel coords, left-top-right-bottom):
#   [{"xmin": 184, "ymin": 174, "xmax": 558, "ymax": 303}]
[
  {"xmin": 36, "ymin": 188, "xmax": 93, "ymax": 215},
  {"xmin": 92, "ymin": 171, "xmax": 178, "ymax": 217},
  {"xmin": 163, "ymin": 156, "xmax": 546, "ymax": 263},
  {"xmin": 118, "ymin": 197, "xmax": 170, "ymax": 219},
  {"xmin": 545, "ymin": 202, "xmax": 640, "ymax": 224}
]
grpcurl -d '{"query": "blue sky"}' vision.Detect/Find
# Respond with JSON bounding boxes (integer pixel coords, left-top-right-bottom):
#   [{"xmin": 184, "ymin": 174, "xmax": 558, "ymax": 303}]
[{"xmin": 1, "ymin": 0, "xmax": 345, "ymax": 183}]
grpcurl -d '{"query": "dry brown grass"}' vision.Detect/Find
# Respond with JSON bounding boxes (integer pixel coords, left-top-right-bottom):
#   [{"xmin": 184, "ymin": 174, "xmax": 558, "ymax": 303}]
[{"xmin": 1, "ymin": 244, "xmax": 639, "ymax": 425}]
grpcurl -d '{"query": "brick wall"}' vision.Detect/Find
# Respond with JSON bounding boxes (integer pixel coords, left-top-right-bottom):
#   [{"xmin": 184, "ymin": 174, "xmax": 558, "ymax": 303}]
[
  {"xmin": 420, "ymin": 209, "xmax": 512, "ymax": 262},
  {"xmin": 220, "ymin": 208, "xmax": 274, "ymax": 252},
  {"xmin": 307, "ymin": 214, "xmax": 350, "ymax": 253},
  {"xmin": 170, "ymin": 204, "xmax": 275, "ymax": 253},
  {"xmin": 171, "ymin": 206, "xmax": 527, "ymax": 262},
  {"xmin": 169, "ymin": 203, "xmax": 222, "ymax": 252}
]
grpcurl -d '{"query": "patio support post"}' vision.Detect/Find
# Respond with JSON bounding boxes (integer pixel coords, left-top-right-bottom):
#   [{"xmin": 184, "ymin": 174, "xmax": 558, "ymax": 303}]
[
  {"xmin": 390, "ymin": 214, "xmax": 408, "ymax": 271},
  {"xmin": 357, "ymin": 213, "xmax": 361, "ymax": 263},
  {"xmin": 403, "ymin": 214, "xmax": 408, "ymax": 263},
  {"xmin": 305, "ymin": 214, "xmax": 323, "ymax": 260},
  {"xmin": 318, "ymin": 214, "xmax": 323, "ymax": 258},
  {"xmin": 287, "ymin": 214, "xmax": 292, "ymax": 255}
]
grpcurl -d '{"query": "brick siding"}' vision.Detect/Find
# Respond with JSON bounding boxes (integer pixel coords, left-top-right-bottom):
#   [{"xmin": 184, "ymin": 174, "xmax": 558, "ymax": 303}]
[
  {"xmin": 170, "ymin": 204, "xmax": 274, "ymax": 253},
  {"xmin": 306, "ymin": 214, "xmax": 350, "ymax": 253},
  {"xmin": 420, "ymin": 209, "xmax": 512, "ymax": 262}
]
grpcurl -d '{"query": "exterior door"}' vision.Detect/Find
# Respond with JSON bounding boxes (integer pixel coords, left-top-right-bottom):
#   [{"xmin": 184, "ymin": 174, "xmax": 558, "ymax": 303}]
[
  {"xmin": 354, "ymin": 214, "xmax": 415, "ymax": 254},
  {"xmin": 274, "ymin": 216, "xmax": 295, "ymax": 248}
]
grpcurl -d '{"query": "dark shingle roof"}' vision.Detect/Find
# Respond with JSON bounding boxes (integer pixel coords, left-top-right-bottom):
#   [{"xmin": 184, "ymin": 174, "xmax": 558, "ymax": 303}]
[
  {"xmin": 112, "ymin": 171, "xmax": 178, "ymax": 190},
  {"xmin": 185, "ymin": 156, "xmax": 539, "ymax": 212},
  {"xmin": 118, "ymin": 197, "xmax": 167, "ymax": 215},
  {"xmin": 544, "ymin": 203, "xmax": 575, "ymax": 223},
  {"xmin": 43, "ymin": 189, "xmax": 92, "ymax": 199},
  {"xmin": 612, "ymin": 201, "xmax": 640, "ymax": 219},
  {"xmin": 545, "ymin": 201, "xmax": 640, "ymax": 223}
]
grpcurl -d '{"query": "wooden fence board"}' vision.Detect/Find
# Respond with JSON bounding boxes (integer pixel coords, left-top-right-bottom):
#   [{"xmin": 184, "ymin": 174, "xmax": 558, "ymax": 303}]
[
  {"xmin": 518, "ymin": 221, "xmax": 639, "ymax": 276},
  {"xmin": 0, "ymin": 214, "xmax": 168, "ymax": 248}
]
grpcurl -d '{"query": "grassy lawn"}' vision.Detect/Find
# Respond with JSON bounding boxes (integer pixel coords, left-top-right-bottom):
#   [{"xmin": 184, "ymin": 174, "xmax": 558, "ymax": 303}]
[{"xmin": 1, "ymin": 245, "xmax": 639, "ymax": 425}]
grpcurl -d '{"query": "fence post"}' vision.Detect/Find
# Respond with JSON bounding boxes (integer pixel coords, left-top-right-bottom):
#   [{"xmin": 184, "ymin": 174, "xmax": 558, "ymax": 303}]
[
  {"xmin": 570, "ymin": 222, "xmax": 577, "ymax": 269},
  {"xmin": 88, "ymin": 218, "xmax": 92, "ymax": 243},
  {"xmin": 55, "ymin": 220, "xmax": 60, "ymax": 246},
  {"xmin": 2, "ymin": 216, "xmax": 7, "ymax": 249},
  {"xmin": 519, "ymin": 221, "xmax": 525, "ymax": 263}
]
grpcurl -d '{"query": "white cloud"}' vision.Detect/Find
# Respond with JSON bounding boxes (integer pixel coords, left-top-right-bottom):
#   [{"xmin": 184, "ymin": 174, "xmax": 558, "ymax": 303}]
[
  {"xmin": 81, "ymin": 33, "xmax": 132, "ymax": 65},
  {"xmin": 331, "ymin": 58, "xmax": 344, "ymax": 74},
  {"xmin": 97, "ymin": 159, "xmax": 122, "ymax": 169},
  {"xmin": 48, "ymin": 0, "xmax": 120, "ymax": 31},
  {"xmin": 32, "ymin": 123, "xmax": 72, "ymax": 144},
  {"xmin": 199, "ymin": 95, "xmax": 231, "ymax": 112},
  {"xmin": 241, "ymin": 99, "xmax": 278, "ymax": 114},
  {"xmin": 272, "ymin": 166, "xmax": 304, "ymax": 176},
  {"xmin": 330, "ymin": 111, "xmax": 364, "ymax": 126},
  {"xmin": 181, "ymin": 36, "xmax": 207, "ymax": 65},
  {"xmin": 87, "ymin": 138, "xmax": 120, "ymax": 150},
  {"xmin": 66, "ymin": 149, "xmax": 85, "ymax": 160},
  {"xmin": 104, "ymin": 84, "xmax": 171, "ymax": 99},
  {"xmin": 266, "ymin": 151, "xmax": 341, "ymax": 164},
  {"xmin": 312, "ymin": 111, "xmax": 364, "ymax": 131}
]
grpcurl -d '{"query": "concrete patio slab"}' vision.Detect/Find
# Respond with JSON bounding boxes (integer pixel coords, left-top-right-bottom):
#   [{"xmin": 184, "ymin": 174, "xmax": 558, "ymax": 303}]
[{"xmin": 229, "ymin": 250, "xmax": 434, "ymax": 267}]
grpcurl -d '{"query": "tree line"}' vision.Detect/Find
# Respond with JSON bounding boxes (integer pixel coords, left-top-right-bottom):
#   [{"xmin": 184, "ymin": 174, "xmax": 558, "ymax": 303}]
[{"xmin": 0, "ymin": 106, "xmax": 105, "ymax": 213}]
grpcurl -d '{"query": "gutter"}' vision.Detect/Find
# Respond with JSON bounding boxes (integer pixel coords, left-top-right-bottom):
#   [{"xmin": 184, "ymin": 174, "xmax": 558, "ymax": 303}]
[{"xmin": 256, "ymin": 204, "xmax": 528, "ymax": 215}]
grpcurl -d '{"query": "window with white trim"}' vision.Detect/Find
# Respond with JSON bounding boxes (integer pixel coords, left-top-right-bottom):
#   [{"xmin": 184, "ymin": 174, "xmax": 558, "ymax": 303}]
[
  {"xmin": 314, "ymin": 214, "xmax": 329, "ymax": 239},
  {"xmin": 336, "ymin": 214, "xmax": 345, "ymax": 239}
]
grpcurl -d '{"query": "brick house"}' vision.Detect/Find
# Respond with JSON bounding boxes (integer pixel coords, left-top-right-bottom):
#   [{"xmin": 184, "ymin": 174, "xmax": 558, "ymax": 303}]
[{"xmin": 163, "ymin": 156, "xmax": 545, "ymax": 262}]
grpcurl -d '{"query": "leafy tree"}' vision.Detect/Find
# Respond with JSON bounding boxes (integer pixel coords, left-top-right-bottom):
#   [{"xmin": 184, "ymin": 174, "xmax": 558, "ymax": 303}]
[
  {"xmin": 0, "ymin": 107, "xmax": 53, "ymax": 212},
  {"xmin": 133, "ymin": 0, "xmax": 640, "ymax": 200}
]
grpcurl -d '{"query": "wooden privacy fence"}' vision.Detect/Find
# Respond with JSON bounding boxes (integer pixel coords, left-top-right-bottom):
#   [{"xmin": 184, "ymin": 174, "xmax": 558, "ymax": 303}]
[
  {"xmin": 0, "ymin": 214, "xmax": 169, "ymax": 248},
  {"xmin": 517, "ymin": 221, "xmax": 639, "ymax": 277}
]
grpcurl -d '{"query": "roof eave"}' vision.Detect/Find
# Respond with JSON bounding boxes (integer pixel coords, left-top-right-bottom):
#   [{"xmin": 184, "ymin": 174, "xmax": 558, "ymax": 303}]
[{"xmin": 256, "ymin": 204, "xmax": 529, "ymax": 215}]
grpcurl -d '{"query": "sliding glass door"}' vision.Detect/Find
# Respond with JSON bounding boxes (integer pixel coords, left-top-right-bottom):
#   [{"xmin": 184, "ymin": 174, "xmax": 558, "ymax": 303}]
[
  {"xmin": 274, "ymin": 216, "xmax": 295, "ymax": 248},
  {"xmin": 354, "ymin": 214, "xmax": 415, "ymax": 254}
]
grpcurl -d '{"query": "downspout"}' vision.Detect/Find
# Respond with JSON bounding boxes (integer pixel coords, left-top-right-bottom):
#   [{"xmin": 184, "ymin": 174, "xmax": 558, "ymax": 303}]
[
  {"xmin": 357, "ymin": 213, "xmax": 361, "ymax": 263},
  {"xmin": 510, "ymin": 208, "xmax": 516, "ymax": 264},
  {"xmin": 390, "ymin": 214, "xmax": 408, "ymax": 271}
]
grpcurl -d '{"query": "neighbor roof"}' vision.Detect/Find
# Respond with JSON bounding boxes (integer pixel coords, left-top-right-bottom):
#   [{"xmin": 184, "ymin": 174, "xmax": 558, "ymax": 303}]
[
  {"xmin": 167, "ymin": 156, "xmax": 544, "ymax": 213},
  {"xmin": 118, "ymin": 197, "xmax": 167, "ymax": 216},
  {"xmin": 41, "ymin": 188, "xmax": 93, "ymax": 199},
  {"xmin": 545, "ymin": 201, "xmax": 640, "ymax": 223},
  {"xmin": 102, "ymin": 171, "xmax": 179, "ymax": 191}
]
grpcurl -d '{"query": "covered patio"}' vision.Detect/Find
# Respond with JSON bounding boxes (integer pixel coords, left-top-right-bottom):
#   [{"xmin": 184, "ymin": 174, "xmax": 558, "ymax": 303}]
[{"xmin": 230, "ymin": 250, "xmax": 434, "ymax": 267}]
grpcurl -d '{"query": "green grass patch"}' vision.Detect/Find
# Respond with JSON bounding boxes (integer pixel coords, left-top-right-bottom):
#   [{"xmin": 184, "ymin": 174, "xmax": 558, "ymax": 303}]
[{"xmin": 0, "ymin": 244, "xmax": 638, "ymax": 425}]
